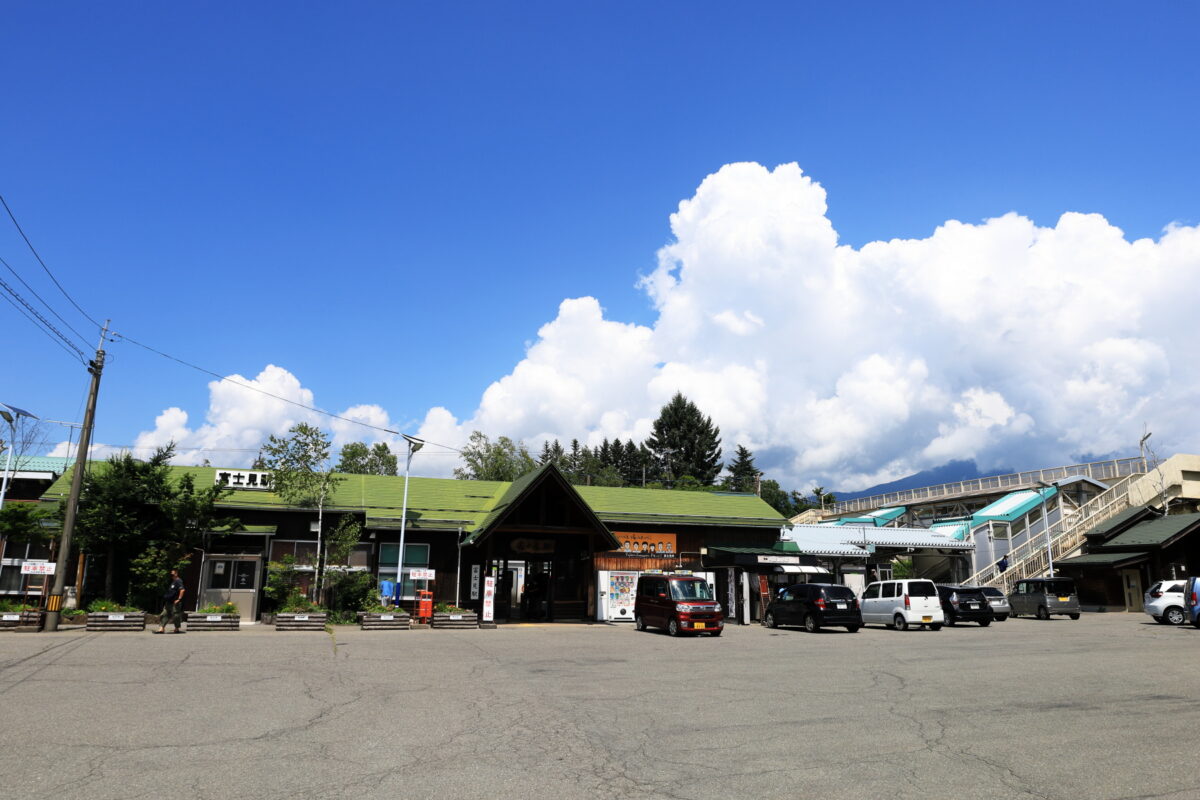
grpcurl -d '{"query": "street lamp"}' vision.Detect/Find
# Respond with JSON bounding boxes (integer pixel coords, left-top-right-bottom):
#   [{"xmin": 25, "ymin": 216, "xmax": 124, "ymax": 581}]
[
  {"xmin": 0, "ymin": 402, "xmax": 39, "ymax": 514},
  {"xmin": 1035, "ymin": 479, "xmax": 1057, "ymax": 577},
  {"xmin": 395, "ymin": 434, "xmax": 424, "ymax": 606}
]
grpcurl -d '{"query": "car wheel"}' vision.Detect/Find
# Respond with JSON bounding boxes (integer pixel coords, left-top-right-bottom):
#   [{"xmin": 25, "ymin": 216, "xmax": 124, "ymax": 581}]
[
  {"xmin": 845, "ymin": 625, "xmax": 860, "ymax": 633},
  {"xmin": 946, "ymin": 616, "xmax": 957, "ymax": 627},
  {"xmin": 1068, "ymin": 613, "xmax": 1080, "ymax": 620},
  {"xmin": 1165, "ymin": 607, "xmax": 1186, "ymax": 626},
  {"xmin": 804, "ymin": 614, "xmax": 820, "ymax": 633},
  {"xmin": 765, "ymin": 611, "xmax": 777, "ymax": 629},
  {"xmin": 894, "ymin": 613, "xmax": 909, "ymax": 631},
  {"xmin": 995, "ymin": 615, "xmax": 1008, "ymax": 622},
  {"xmin": 635, "ymin": 614, "xmax": 646, "ymax": 632},
  {"xmin": 929, "ymin": 623, "xmax": 943, "ymax": 631},
  {"xmin": 667, "ymin": 618, "xmax": 680, "ymax": 636},
  {"xmin": 709, "ymin": 630, "xmax": 722, "ymax": 637},
  {"xmin": 979, "ymin": 619, "xmax": 991, "ymax": 627},
  {"xmin": 1036, "ymin": 605, "xmax": 1050, "ymax": 620}
]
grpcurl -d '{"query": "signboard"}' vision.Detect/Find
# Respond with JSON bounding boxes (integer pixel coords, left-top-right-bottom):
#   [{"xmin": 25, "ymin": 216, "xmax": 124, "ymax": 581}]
[
  {"xmin": 614, "ymin": 532, "xmax": 677, "ymax": 556},
  {"xmin": 20, "ymin": 561, "xmax": 56, "ymax": 575},
  {"xmin": 206, "ymin": 615, "xmax": 222, "ymax": 622},
  {"xmin": 511, "ymin": 538, "xmax": 555, "ymax": 555},
  {"xmin": 756, "ymin": 555, "xmax": 800, "ymax": 564},
  {"xmin": 214, "ymin": 470, "xmax": 272, "ymax": 490},
  {"xmin": 380, "ymin": 614, "xmax": 394, "ymax": 621},
  {"xmin": 410, "ymin": 568, "xmax": 436, "ymax": 581},
  {"xmin": 470, "ymin": 565, "xmax": 481, "ymax": 600},
  {"xmin": 482, "ymin": 575, "xmax": 495, "ymax": 622},
  {"xmin": 2, "ymin": 614, "xmax": 19, "ymax": 621}
]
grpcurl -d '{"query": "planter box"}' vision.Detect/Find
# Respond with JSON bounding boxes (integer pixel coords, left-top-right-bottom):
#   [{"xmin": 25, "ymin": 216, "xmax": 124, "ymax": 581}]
[
  {"xmin": 0, "ymin": 610, "xmax": 41, "ymax": 630},
  {"xmin": 430, "ymin": 611, "xmax": 479, "ymax": 630},
  {"xmin": 185, "ymin": 612, "xmax": 241, "ymax": 631},
  {"xmin": 275, "ymin": 612, "xmax": 327, "ymax": 631},
  {"xmin": 360, "ymin": 612, "xmax": 412, "ymax": 630},
  {"xmin": 86, "ymin": 612, "xmax": 146, "ymax": 631}
]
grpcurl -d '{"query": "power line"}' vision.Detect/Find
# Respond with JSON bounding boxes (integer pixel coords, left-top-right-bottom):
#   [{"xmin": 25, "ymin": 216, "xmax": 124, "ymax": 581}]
[
  {"xmin": 0, "ymin": 274, "xmax": 88, "ymax": 363},
  {"xmin": 0, "ymin": 289, "xmax": 86, "ymax": 364},
  {"xmin": 0, "ymin": 254, "xmax": 91, "ymax": 347},
  {"xmin": 0, "ymin": 194, "xmax": 103, "ymax": 331},
  {"xmin": 109, "ymin": 330, "xmax": 462, "ymax": 453}
]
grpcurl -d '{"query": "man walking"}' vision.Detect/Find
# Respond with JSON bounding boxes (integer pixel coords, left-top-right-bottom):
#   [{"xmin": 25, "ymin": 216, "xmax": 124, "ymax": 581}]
[{"xmin": 157, "ymin": 568, "xmax": 186, "ymax": 634}]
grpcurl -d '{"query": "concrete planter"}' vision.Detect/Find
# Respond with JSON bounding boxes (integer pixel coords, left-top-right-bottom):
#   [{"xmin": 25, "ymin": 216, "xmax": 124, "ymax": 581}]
[
  {"xmin": 360, "ymin": 612, "xmax": 412, "ymax": 630},
  {"xmin": 86, "ymin": 612, "xmax": 146, "ymax": 631},
  {"xmin": 0, "ymin": 610, "xmax": 41, "ymax": 631},
  {"xmin": 431, "ymin": 611, "xmax": 479, "ymax": 630},
  {"xmin": 275, "ymin": 612, "xmax": 327, "ymax": 631},
  {"xmin": 185, "ymin": 612, "xmax": 241, "ymax": 631}
]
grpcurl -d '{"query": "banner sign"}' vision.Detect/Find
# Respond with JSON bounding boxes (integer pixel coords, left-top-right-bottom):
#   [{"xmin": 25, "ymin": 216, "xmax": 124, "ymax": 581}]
[
  {"xmin": 482, "ymin": 576, "xmax": 495, "ymax": 622},
  {"xmin": 614, "ymin": 532, "xmax": 677, "ymax": 556},
  {"xmin": 20, "ymin": 561, "xmax": 56, "ymax": 575},
  {"xmin": 756, "ymin": 555, "xmax": 800, "ymax": 564},
  {"xmin": 410, "ymin": 568, "xmax": 436, "ymax": 581},
  {"xmin": 470, "ymin": 564, "xmax": 481, "ymax": 600},
  {"xmin": 214, "ymin": 470, "xmax": 272, "ymax": 490}
]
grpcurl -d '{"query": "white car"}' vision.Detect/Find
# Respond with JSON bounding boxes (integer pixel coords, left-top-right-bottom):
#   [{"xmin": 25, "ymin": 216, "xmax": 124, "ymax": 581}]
[
  {"xmin": 1144, "ymin": 580, "xmax": 1187, "ymax": 625},
  {"xmin": 860, "ymin": 579, "xmax": 945, "ymax": 630}
]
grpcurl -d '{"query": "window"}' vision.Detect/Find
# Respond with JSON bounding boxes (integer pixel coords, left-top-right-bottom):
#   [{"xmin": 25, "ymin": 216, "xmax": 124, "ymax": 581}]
[
  {"xmin": 882, "ymin": 582, "xmax": 897, "ymax": 598},
  {"xmin": 907, "ymin": 581, "xmax": 936, "ymax": 597},
  {"xmin": 379, "ymin": 543, "xmax": 430, "ymax": 600},
  {"xmin": 863, "ymin": 584, "xmax": 880, "ymax": 599}
]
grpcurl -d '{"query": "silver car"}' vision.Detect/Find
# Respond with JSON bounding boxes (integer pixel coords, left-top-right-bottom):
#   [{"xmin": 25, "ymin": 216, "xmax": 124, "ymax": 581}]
[
  {"xmin": 1008, "ymin": 577, "xmax": 1081, "ymax": 620},
  {"xmin": 1144, "ymin": 580, "xmax": 1187, "ymax": 625},
  {"xmin": 978, "ymin": 586, "xmax": 1011, "ymax": 621}
]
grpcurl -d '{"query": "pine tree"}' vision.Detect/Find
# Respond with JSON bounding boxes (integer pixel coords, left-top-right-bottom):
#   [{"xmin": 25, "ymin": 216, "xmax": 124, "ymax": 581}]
[
  {"xmin": 723, "ymin": 445, "xmax": 758, "ymax": 493},
  {"xmin": 645, "ymin": 393, "xmax": 723, "ymax": 485}
]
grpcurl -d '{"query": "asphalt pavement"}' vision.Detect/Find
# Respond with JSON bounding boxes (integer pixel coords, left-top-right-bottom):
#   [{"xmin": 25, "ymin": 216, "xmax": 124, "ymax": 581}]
[{"xmin": 1, "ymin": 613, "xmax": 1197, "ymax": 800}]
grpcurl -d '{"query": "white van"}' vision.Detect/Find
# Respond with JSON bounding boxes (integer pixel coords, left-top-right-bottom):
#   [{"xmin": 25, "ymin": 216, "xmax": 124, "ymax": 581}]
[{"xmin": 860, "ymin": 579, "xmax": 944, "ymax": 630}]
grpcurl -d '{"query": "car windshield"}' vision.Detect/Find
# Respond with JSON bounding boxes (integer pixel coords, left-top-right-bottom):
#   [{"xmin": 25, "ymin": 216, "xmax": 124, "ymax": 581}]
[
  {"xmin": 907, "ymin": 582, "xmax": 936, "ymax": 597},
  {"xmin": 1044, "ymin": 579, "xmax": 1076, "ymax": 595},
  {"xmin": 822, "ymin": 586, "xmax": 856, "ymax": 600},
  {"xmin": 669, "ymin": 580, "xmax": 714, "ymax": 601}
]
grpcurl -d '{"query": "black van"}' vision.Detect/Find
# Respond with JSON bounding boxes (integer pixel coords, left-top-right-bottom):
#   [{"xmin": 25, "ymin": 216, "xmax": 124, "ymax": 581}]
[
  {"xmin": 764, "ymin": 583, "xmax": 862, "ymax": 633},
  {"xmin": 936, "ymin": 584, "xmax": 994, "ymax": 627}
]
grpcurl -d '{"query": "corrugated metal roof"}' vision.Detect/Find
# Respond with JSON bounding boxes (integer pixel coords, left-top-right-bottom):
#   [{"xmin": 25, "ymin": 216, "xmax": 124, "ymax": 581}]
[
  {"xmin": 2, "ymin": 455, "xmax": 73, "ymax": 474},
  {"xmin": 783, "ymin": 526, "xmax": 871, "ymax": 556},
  {"xmin": 1100, "ymin": 512, "xmax": 1200, "ymax": 549},
  {"xmin": 835, "ymin": 524, "xmax": 974, "ymax": 550},
  {"xmin": 972, "ymin": 488, "xmax": 1056, "ymax": 523},
  {"xmin": 931, "ymin": 521, "xmax": 971, "ymax": 541}
]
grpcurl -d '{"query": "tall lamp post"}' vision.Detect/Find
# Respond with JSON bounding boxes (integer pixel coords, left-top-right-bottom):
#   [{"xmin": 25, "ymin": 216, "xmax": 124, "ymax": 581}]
[
  {"xmin": 1035, "ymin": 479, "xmax": 1057, "ymax": 577},
  {"xmin": 395, "ymin": 434, "xmax": 424, "ymax": 606}
]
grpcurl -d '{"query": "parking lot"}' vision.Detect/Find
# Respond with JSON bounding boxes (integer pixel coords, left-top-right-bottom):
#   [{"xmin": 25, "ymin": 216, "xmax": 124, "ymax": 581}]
[{"xmin": 2, "ymin": 613, "xmax": 1198, "ymax": 800}]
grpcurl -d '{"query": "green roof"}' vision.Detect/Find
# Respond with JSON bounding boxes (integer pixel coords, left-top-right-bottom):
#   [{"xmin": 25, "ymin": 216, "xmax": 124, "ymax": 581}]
[
  {"xmin": 1100, "ymin": 512, "xmax": 1200, "ymax": 549},
  {"xmin": 1082, "ymin": 505, "xmax": 1154, "ymax": 540},
  {"xmin": 3, "ymin": 455, "xmax": 74, "ymax": 474},
  {"xmin": 1056, "ymin": 551, "xmax": 1149, "ymax": 566},
  {"xmin": 40, "ymin": 463, "xmax": 785, "ymax": 537}
]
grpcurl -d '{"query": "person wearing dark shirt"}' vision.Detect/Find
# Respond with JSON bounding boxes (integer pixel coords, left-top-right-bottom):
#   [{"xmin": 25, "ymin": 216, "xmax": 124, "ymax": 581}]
[
  {"xmin": 156, "ymin": 569, "xmax": 186, "ymax": 634},
  {"xmin": 997, "ymin": 555, "xmax": 1009, "ymax": 573}
]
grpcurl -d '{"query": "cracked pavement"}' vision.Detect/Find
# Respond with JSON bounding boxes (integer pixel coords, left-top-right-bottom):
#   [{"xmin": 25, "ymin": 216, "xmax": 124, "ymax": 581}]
[{"xmin": 2, "ymin": 613, "xmax": 1199, "ymax": 799}]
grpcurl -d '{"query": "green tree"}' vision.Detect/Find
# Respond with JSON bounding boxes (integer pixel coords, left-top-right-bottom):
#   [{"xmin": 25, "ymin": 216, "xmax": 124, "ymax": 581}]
[
  {"xmin": 335, "ymin": 441, "xmax": 398, "ymax": 476},
  {"xmin": 74, "ymin": 444, "xmax": 237, "ymax": 607},
  {"xmin": 759, "ymin": 479, "xmax": 803, "ymax": 517},
  {"xmin": 646, "ymin": 393, "xmax": 723, "ymax": 486},
  {"xmin": 259, "ymin": 424, "xmax": 343, "ymax": 598},
  {"xmin": 723, "ymin": 445, "xmax": 759, "ymax": 493},
  {"xmin": 453, "ymin": 431, "xmax": 537, "ymax": 481}
]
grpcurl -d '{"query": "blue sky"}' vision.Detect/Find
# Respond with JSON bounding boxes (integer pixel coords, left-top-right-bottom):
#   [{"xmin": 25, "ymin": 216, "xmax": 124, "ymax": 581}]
[{"xmin": 3, "ymin": 3, "xmax": 1199, "ymax": 489}]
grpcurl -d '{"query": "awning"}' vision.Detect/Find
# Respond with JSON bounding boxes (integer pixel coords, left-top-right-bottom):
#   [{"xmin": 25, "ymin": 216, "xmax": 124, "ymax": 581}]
[{"xmin": 774, "ymin": 565, "xmax": 831, "ymax": 574}]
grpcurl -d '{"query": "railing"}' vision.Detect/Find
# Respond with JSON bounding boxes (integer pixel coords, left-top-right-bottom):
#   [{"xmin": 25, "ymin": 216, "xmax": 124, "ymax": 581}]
[
  {"xmin": 830, "ymin": 456, "xmax": 1146, "ymax": 515},
  {"xmin": 965, "ymin": 473, "xmax": 1142, "ymax": 592}
]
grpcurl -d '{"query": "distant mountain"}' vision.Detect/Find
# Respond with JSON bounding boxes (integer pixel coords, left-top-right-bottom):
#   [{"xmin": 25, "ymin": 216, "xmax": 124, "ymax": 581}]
[{"xmin": 834, "ymin": 460, "xmax": 1015, "ymax": 502}]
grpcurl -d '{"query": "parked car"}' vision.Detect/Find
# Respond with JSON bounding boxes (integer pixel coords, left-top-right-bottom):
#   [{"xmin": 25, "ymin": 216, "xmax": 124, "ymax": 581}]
[
  {"xmin": 1183, "ymin": 577, "xmax": 1200, "ymax": 628},
  {"xmin": 859, "ymin": 579, "xmax": 944, "ymax": 630},
  {"xmin": 1143, "ymin": 580, "xmax": 1187, "ymax": 625},
  {"xmin": 1008, "ymin": 577, "xmax": 1081, "ymax": 620},
  {"xmin": 936, "ymin": 584, "xmax": 994, "ymax": 626},
  {"xmin": 764, "ymin": 583, "xmax": 862, "ymax": 633},
  {"xmin": 978, "ymin": 586, "xmax": 1011, "ymax": 621},
  {"xmin": 634, "ymin": 573, "xmax": 724, "ymax": 636}
]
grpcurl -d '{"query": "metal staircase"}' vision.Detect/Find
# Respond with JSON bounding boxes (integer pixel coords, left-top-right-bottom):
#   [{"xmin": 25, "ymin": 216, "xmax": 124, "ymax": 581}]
[{"xmin": 965, "ymin": 473, "xmax": 1142, "ymax": 592}]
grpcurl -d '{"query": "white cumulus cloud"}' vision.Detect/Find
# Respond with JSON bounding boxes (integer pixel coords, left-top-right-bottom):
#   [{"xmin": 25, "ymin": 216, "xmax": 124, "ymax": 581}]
[{"xmin": 128, "ymin": 162, "xmax": 1200, "ymax": 491}]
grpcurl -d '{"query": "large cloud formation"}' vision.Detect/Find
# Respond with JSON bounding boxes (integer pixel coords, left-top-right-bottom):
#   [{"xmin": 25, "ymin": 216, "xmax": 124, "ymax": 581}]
[{"xmin": 129, "ymin": 163, "xmax": 1200, "ymax": 490}]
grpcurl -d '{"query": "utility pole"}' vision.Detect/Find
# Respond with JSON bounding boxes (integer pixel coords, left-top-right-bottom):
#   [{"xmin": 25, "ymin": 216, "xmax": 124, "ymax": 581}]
[{"xmin": 44, "ymin": 321, "xmax": 108, "ymax": 632}]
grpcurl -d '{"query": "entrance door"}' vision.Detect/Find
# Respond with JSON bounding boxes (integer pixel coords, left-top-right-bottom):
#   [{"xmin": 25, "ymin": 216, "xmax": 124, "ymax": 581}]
[
  {"xmin": 1121, "ymin": 569, "xmax": 1144, "ymax": 612},
  {"xmin": 203, "ymin": 556, "xmax": 261, "ymax": 620}
]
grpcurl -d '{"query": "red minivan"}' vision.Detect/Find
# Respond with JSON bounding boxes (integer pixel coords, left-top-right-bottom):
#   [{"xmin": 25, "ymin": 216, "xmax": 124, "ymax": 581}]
[{"xmin": 634, "ymin": 574, "xmax": 724, "ymax": 636}]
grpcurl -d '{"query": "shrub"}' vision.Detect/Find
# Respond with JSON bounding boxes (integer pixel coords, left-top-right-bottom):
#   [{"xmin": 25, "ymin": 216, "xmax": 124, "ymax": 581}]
[
  {"xmin": 86, "ymin": 598, "xmax": 141, "ymax": 613},
  {"xmin": 433, "ymin": 601, "xmax": 470, "ymax": 614},
  {"xmin": 0, "ymin": 599, "xmax": 36, "ymax": 612},
  {"xmin": 279, "ymin": 594, "xmax": 325, "ymax": 614},
  {"xmin": 363, "ymin": 602, "xmax": 409, "ymax": 614},
  {"xmin": 195, "ymin": 601, "xmax": 239, "ymax": 615}
]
